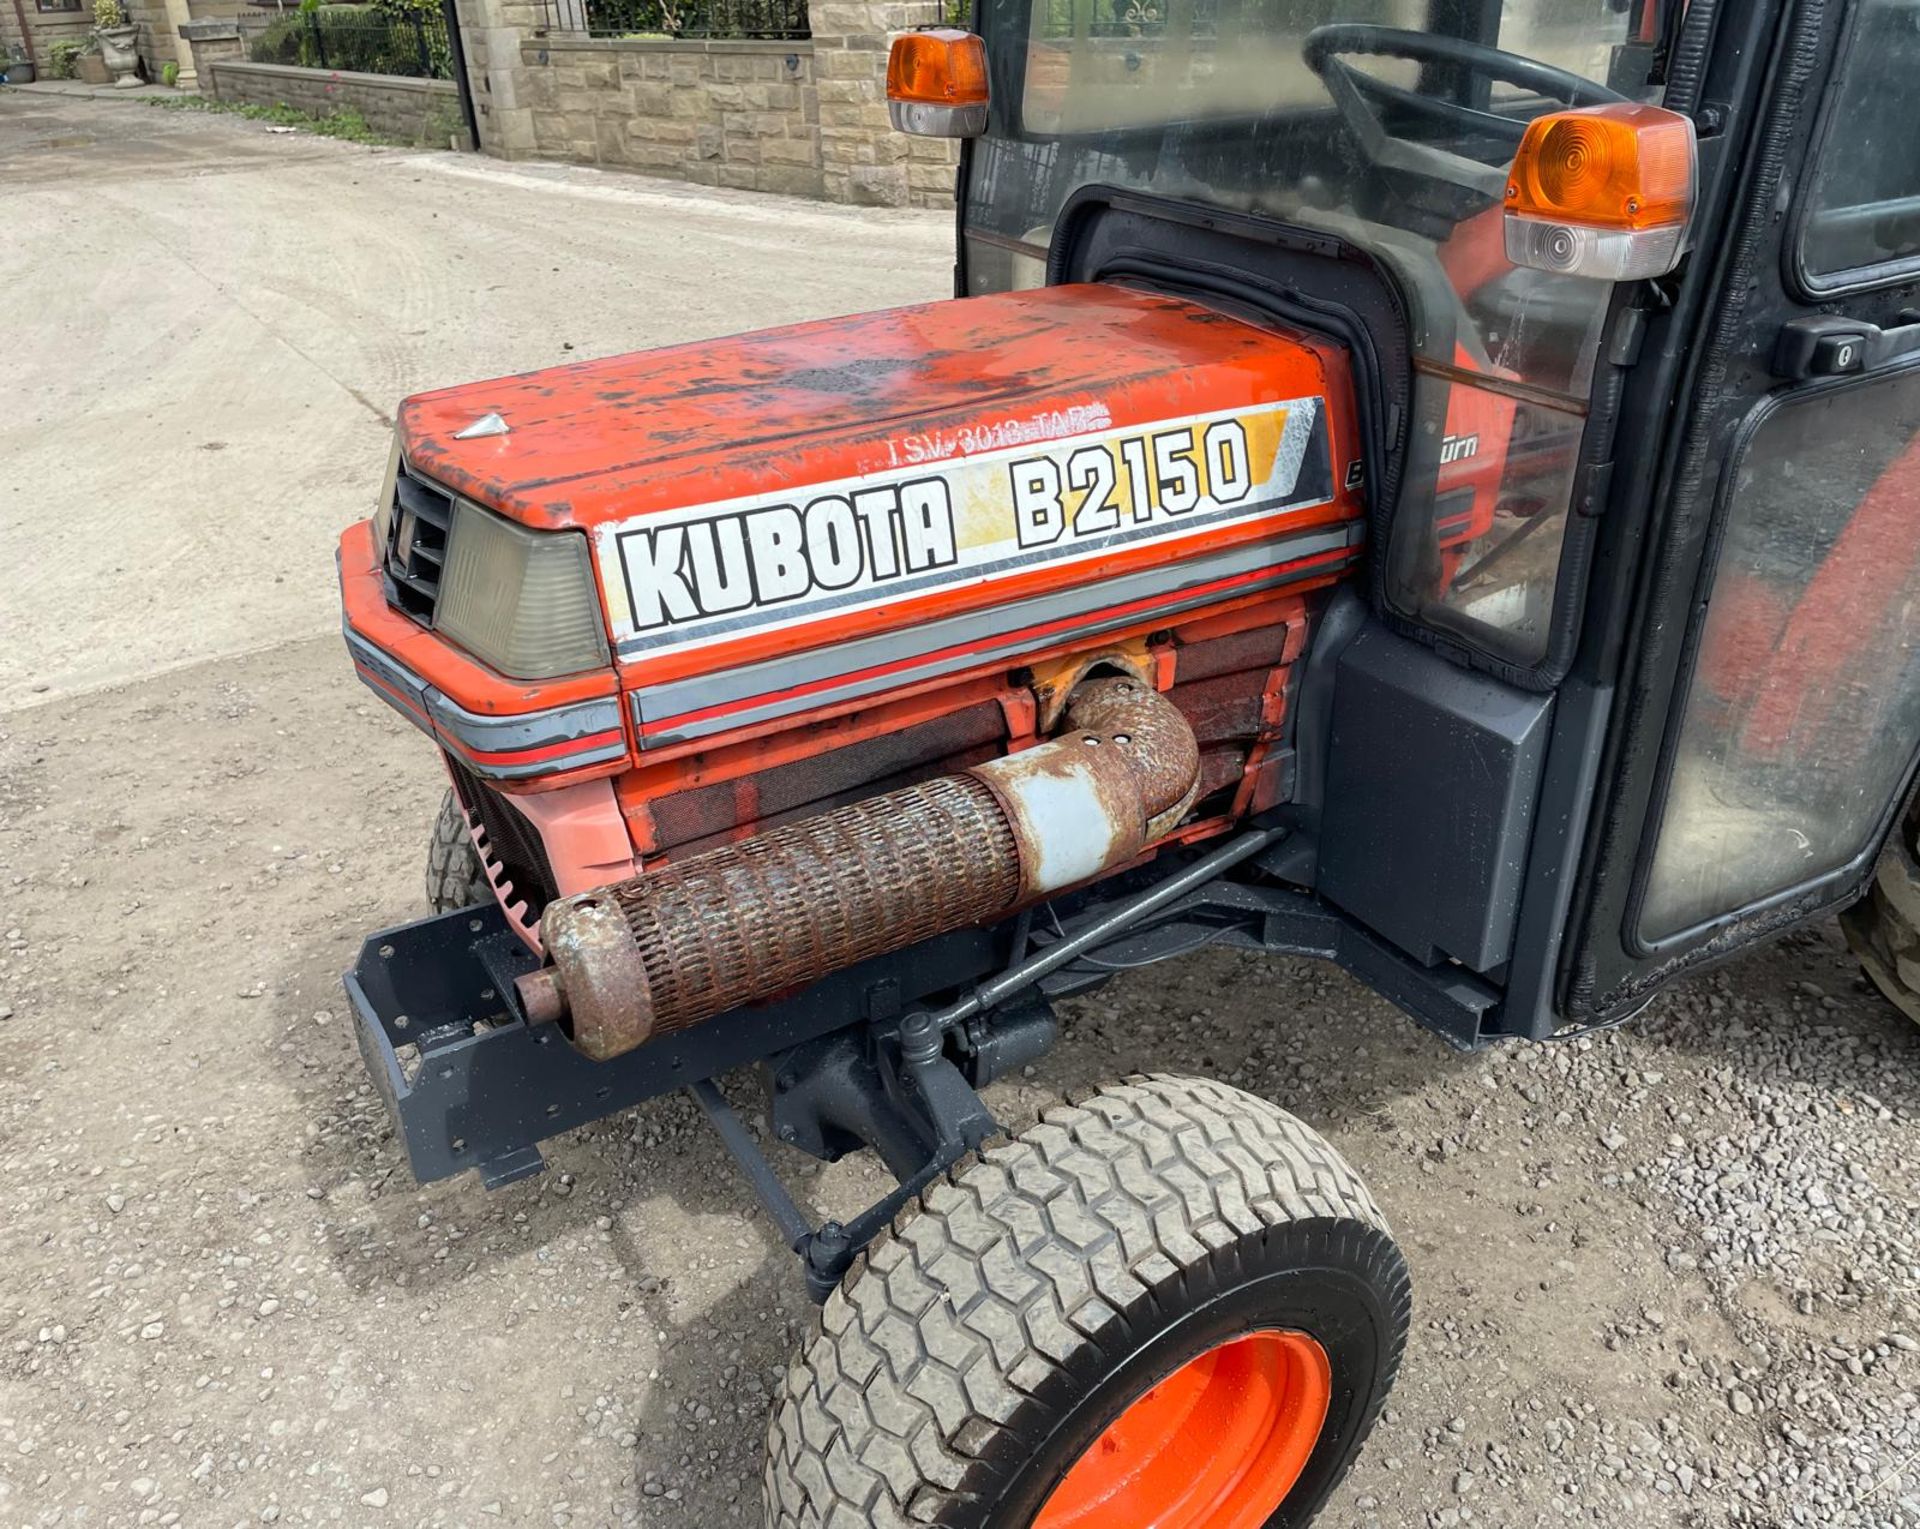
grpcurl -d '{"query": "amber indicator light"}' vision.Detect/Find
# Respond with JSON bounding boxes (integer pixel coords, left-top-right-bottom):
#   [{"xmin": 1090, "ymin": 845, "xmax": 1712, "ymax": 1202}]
[
  {"xmin": 1507, "ymin": 103, "xmax": 1695, "ymax": 232},
  {"xmin": 886, "ymin": 28, "xmax": 989, "ymax": 106}
]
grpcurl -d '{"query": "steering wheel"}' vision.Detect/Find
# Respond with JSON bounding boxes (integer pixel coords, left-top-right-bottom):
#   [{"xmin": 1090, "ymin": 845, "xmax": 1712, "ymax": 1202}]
[{"xmin": 1305, "ymin": 24, "xmax": 1629, "ymax": 221}]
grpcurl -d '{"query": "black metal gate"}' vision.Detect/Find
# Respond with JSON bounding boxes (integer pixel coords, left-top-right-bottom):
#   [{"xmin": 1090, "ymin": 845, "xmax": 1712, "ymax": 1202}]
[{"xmin": 441, "ymin": 0, "xmax": 482, "ymax": 151}]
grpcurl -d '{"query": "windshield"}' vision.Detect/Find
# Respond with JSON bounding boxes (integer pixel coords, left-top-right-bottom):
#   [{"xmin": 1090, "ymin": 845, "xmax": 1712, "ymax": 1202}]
[
  {"xmin": 962, "ymin": 0, "xmax": 1668, "ymax": 669},
  {"xmin": 1020, "ymin": 0, "xmax": 1631, "ymax": 136}
]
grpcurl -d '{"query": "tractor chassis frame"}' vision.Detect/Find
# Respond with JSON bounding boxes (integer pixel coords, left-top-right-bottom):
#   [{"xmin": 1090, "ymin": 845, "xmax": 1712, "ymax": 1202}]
[{"xmin": 345, "ymin": 826, "xmax": 1496, "ymax": 1296}]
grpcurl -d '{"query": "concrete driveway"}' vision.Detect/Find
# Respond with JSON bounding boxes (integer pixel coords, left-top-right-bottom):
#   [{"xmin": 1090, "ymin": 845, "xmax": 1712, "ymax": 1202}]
[
  {"xmin": 0, "ymin": 90, "xmax": 951, "ymax": 708},
  {"xmin": 2, "ymin": 92, "xmax": 1917, "ymax": 1529}
]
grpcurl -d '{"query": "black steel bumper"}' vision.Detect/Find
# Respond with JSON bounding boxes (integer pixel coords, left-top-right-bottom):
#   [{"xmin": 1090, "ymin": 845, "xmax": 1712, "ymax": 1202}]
[
  {"xmin": 346, "ymin": 903, "xmax": 593, "ymax": 1188},
  {"xmin": 345, "ymin": 901, "xmax": 1002, "ymax": 1190}
]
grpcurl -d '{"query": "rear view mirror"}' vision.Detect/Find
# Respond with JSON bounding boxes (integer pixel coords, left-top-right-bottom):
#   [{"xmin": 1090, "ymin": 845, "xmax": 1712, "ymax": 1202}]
[{"xmin": 887, "ymin": 28, "xmax": 989, "ymax": 138}]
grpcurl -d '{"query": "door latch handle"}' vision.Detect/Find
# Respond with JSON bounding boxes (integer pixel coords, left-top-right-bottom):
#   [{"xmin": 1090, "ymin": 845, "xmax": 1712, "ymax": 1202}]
[{"xmin": 1774, "ymin": 310, "xmax": 1920, "ymax": 381}]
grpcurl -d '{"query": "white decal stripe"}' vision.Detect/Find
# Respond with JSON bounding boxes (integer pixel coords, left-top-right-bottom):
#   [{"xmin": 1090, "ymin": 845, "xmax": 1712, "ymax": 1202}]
[
  {"xmin": 344, "ymin": 624, "xmax": 628, "ymax": 778},
  {"xmin": 632, "ymin": 522, "xmax": 1361, "ymax": 747},
  {"xmin": 598, "ymin": 397, "xmax": 1332, "ymax": 662}
]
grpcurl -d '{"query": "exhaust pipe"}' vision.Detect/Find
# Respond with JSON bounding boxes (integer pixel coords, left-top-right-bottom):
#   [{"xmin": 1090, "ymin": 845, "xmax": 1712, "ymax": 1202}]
[{"xmin": 516, "ymin": 678, "xmax": 1199, "ymax": 1061}]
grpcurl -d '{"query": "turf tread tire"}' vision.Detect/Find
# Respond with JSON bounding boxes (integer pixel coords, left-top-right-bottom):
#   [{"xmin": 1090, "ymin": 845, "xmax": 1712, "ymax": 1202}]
[
  {"xmin": 764, "ymin": 1072, "xmax": 1409, "ymax": 1529},
  {"xmin": 1842, "ymin": 796, "xmax": 1920, "ymax": 1027},
  {"xmin": 425, "ymin": 789, "xmax": 491, "ymax": 914}
]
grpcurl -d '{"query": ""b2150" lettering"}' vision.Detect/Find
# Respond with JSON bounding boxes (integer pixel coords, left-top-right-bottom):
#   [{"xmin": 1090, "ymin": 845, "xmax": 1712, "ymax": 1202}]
[{"xmin": 1008, "ymin": 421, "xmax": 1253, "ymax": 549}]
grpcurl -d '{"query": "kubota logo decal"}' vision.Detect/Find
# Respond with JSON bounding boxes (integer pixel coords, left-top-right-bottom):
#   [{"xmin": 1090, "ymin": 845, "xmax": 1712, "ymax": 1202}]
[{"xmin": 599, "ymin": 399, "xmax": 1331, "ymax": 658}]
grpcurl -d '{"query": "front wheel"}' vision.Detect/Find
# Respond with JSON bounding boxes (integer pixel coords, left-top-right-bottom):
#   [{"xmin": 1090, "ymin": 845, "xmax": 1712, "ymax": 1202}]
[
  {"xmin": 1842, "ymin": 795, "xmax": 1920, "ymax": 1027},
  {"xmin": 764, "ymin": 1073, "xmax": 1410, "ymax": 1528},
  {"xmin": 424, "ymin": 788, "xmax": 491, "ymax": 914}
]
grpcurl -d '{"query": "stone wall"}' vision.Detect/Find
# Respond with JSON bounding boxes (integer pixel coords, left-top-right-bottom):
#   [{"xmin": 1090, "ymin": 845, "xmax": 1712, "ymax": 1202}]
[
  {"xmin": 449, "ymin": 0, "xmax": 538, "ymax": 155},
  {"xmin": 126, "ymin": 0, "xmax": 182, "ymax": 77},
  {"xmin": 176, "ymin": 14, "xmax": 242, "ymax": 87},
  {"xmin": 207, "ymin": 60, "xmax": 471, "ymax": 146},
  {"xmin": 4, "ymin": 0, "xmax": 213, "ymax": 82},
  {"xmin": 165, "ymin": 0, "xmax": 243, "ymax": 87},
  {"xmin": 810, "ymin": 0, "xmax": 953, "ymax": 208},
  {"xmin": 518, "ymin": 36, "xmax": 820, "ymax": 198},
  {"xmin": 451, "ymin": 0, "xmax": 958, "ymax": 207}
]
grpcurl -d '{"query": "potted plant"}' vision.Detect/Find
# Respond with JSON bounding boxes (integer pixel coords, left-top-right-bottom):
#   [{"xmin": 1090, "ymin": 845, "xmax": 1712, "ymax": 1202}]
[
  {"xmin": 91, "ymin": 0, "xmax": 141, "ymax": 87},
  {"xmin": 47, "ymin": 38, "xmax": 89, "ymax": 78},
  {"xmin": 2, "ymin": 43, "xmax": 36, "ymax": 84}
]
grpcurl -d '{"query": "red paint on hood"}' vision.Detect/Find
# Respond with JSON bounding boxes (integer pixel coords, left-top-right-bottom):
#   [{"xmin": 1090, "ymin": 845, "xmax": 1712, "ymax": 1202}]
[{"xmin": 398, "ymin": 285, "xmax": 1333, "ymax": 531}]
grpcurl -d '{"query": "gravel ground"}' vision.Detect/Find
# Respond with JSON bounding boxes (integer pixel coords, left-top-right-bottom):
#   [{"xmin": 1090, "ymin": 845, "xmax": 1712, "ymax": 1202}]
[
  {"xmin": 4, "ymin": 88, "xmax": 1919, "ymax": 1529},
  {"xmin": 1, "ymin": 645, "xmax": 1917, "ymax": 1529}
]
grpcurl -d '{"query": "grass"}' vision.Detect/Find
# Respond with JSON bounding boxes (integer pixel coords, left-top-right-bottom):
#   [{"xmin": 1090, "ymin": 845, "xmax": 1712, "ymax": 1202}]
[{"xmin": 144, "ymin": 94, "xmax": 396, "ymax": 145}]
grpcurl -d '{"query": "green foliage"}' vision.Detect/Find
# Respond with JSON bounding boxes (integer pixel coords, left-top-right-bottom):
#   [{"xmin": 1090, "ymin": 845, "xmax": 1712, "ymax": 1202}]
[
  {"xmin": 144, "ymin": 93, "xmax": 396, "ymax": 145},
  {"xmin": 370, "ymin": 0, "xmax": 454, "ymax": 66},
  {"xmin": 421, "ymin": 93, "xmax": 465, "ymax": 147},
  {"xmin": 565, "ymin": 0, "xmax": 805, "ymax": 38},
  {"xmin": 91, "ymin": 0, "xmax": 127, "ymax": 28},
  {"xmin": 249, "ymin": 3, "xmax": 450, "ymax": 79},
  {"xmin": 160, "ymin": 58, "xmax": 178, "ymax": 85},
  {"xmin": 309, "ymin": 103, "xmax": 380, "ymax": 141},
  {"xmin": 251, "ymin": 9, "xmax": 301, "ymax": 58},
  {"xmin": 47, "ymin": 38, "xmax": 93, "ymax": 77}
]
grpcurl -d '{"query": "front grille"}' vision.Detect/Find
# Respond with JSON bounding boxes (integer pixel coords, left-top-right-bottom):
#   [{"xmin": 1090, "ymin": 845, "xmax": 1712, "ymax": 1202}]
[
  {"xmin": 382, "ymin": 461, "xmax": 455, "ymax": 623},
  {"xmin": 447, "ymin": 756, "xmax": 561, "ymax": 918}
]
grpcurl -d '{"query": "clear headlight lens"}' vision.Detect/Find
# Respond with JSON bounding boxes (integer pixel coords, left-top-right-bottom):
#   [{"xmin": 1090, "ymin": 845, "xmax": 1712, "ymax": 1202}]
[
  {"xmin": 434, "ymin": 503, "xmax": 610, "ymax": 680},
  {"xmin": 1503, "ymin": 215, "xmax": 1687, "ymax": 282}
]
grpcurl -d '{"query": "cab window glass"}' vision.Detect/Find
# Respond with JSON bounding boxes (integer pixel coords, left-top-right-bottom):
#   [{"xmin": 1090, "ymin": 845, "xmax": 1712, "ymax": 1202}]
[
  {"xmin": 1801, "ymin": 0, "xmax": 1920, "ymax": 284},
  {"xmin": 1641, "ymin": 368, "xmax": 1920, "ymax": 939},
  {"xmin": 967, "ymin": 0, "xmax": 1666, "ymax": 670}
]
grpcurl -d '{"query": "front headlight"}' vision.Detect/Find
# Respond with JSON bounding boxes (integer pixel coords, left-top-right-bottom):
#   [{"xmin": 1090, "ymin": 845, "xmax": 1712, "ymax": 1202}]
[{"xmin": 434, "ymin": 503, "xmax": 610, "ymax": 680}]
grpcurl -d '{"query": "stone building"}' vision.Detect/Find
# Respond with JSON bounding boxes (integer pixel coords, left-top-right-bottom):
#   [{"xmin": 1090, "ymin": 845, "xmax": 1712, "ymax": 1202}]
[
  {"xmin": 4, "ymin": 0, "xmax": 960, "ymax": 210},
  {"xmin": 1, "ymin": 0, "xmax": 225, "ymax": 85},
  {"xmin": 451, "ymin": 0, "xmax": 959, "ymax": 208}
]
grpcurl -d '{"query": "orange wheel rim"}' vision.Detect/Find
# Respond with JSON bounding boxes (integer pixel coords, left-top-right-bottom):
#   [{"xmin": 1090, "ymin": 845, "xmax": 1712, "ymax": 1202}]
[{"xmin": 1034, "ymin": 1330, "xmax": 1332, "ymax": 1529}]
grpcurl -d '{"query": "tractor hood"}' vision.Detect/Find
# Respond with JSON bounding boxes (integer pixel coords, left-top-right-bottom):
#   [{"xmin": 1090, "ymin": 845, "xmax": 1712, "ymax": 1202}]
[
  {"xmin": 399, "ymin": 286, "xmax": 1332, "ymax": 534},
  {"xmin": 397, "ymin": 284, "xmax": 1362, "ymax": 695}
]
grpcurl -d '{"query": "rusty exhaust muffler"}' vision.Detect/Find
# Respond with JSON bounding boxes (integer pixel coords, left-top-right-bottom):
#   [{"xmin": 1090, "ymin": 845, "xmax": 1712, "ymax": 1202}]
[{"xmin": 515, "ymin": 678, "xmax": 1199, "ymax": 1061}]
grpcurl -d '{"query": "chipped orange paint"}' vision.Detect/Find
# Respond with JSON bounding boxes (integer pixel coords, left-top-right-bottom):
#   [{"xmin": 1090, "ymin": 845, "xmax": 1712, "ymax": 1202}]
[
  {"xmin": 397, "ymin": 286, "xmax": 1353, "ymax": 533},
  {"xmin": 393, "ymin": 285, "xmax": 1362, "ymax": 694},
  {"xmin": 343, "ymin": 282, "xmax": 1364, "ymax": 915},
  {"xmin": 340, "ymin": 522, "xmax": 629, "ymax": 795}
]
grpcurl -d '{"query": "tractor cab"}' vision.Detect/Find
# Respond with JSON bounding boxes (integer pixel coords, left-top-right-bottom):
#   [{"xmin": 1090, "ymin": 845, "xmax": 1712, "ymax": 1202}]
[
  {"xmin": 338, "ymin": 2, "xmax": 1920, "ymax": 1521},
  {"xmin": 946, "ymin": 0, "xmax": 1670, "ymax": 672},
  {"xmin": 896, "ymin": 0, "xmax": 1920, "ymax": 1032}
]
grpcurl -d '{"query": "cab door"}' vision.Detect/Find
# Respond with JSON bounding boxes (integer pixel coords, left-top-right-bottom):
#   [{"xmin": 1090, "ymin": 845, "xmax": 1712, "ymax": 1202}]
[{"xmin": 1552, "ymin": 0, "xmax": 1920, "ymax": 1022}]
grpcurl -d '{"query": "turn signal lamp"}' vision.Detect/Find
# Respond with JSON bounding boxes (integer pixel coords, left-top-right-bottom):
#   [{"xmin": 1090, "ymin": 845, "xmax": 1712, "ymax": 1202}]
[
  {"xmin": 887, "ymin": 29, "xmax": 989, "ymax": 138},
  {"xmin": 1504, "ymin": 104, "xmax": 1697, "ymax": 280}
]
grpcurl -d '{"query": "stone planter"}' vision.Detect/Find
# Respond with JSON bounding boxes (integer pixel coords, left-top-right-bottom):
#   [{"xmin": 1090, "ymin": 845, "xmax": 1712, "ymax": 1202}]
[
  {"xmin": 94, "ymin": 23, "xmax": 140, "ymax": 87},
  {"xmin": 3, "ymin": 57, "xmax": 36, "ymax": 84}
]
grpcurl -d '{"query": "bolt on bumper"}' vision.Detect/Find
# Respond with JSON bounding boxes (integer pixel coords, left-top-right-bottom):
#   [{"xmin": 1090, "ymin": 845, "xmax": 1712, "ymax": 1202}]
[
  {"xmin": 343, "ymin": 899, "xmax": 1002, "ymax": 1191},
  {"xmin": 346, "ymin": 901, "xmax": 578, "ymax": 1189}
]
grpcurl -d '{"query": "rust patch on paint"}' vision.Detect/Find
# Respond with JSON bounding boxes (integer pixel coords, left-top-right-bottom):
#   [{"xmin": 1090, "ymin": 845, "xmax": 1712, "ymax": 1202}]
[{"xmin": 527, "ymin": 677, "xmax": 1202, "ymax": 1059}]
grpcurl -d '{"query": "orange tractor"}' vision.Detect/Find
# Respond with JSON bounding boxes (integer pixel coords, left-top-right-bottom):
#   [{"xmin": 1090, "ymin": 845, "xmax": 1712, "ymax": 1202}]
[{"xmin": 340, "ymin": 0, "xmax": 1920, "ymax": 1522}]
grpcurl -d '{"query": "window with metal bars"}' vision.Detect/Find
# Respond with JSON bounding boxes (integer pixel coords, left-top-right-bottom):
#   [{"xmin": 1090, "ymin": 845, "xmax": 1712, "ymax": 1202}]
[{"xmin": 538, "ymin": 0, "xmax": 808, "ymax": 37}]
